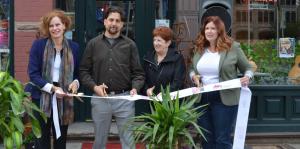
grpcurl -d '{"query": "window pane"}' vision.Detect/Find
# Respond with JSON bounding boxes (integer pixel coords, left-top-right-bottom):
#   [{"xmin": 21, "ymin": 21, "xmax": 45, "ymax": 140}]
[
  {"xmin": 285, "ymin": 11, "xmax": 290, "ymax": 23},
  {"xmin": 291, "ymin": 0, "xmax": 296, "ymax": 5},
  {"xmin": 264, "ymin": 11, "xmax": 268, "ymax": 23},
  {"xmin": 242, "ymin": 11, "xmax": 247, "ymax": 22},
  {"xmin": 232, "ymin": 0, "xmax": 299, "ymax": 86},
  {"xmin": 258, "ymin": 11, "xmax": 263, "ymax": 23},
  {"xmin": 236, "ymin": 11, "xmax": 241, "ymax": 22},
  {"xmin": 95, "ymin": 1, "xmax": 136, "ymax": 40},
  {"xmin": 0, "ymin": 0, "xmax": 10, "ymax": 71},
  {"xmin": 291, "ymin": 11, "xmax": 296, "ymax": 23},
  {"xmin": 269, "ymin": 11, "xmax": 274, "ymax": 23},
  {"xmin": 56, "ymin": 0, "xmax": 75, "ymax": 40}
]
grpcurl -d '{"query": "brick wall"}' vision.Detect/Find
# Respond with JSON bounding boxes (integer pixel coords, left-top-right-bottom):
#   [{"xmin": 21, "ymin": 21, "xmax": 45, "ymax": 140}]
[{"xmin": 14, "ymin": 0, "xmax": 53, "ymax": 82}]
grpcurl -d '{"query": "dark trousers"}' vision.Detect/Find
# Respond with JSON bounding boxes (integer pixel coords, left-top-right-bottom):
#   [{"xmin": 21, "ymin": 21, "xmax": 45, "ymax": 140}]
[
  {"xmin": 196, "ymin": 91, "xmax": 238, "ymax": 149},
  {"xmin": 26, "ymin": 99, "xmax": 68, "ymax": 149}
]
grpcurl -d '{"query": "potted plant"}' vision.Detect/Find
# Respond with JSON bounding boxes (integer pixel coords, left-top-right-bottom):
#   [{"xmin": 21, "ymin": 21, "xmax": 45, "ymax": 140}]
[
  {"xmin": 0, "ymin": 71, "xmax": 46, "ymax": 149},
  {"xmin": 129, "ymin": 86, "xmax": 207, "ymax": 149}
]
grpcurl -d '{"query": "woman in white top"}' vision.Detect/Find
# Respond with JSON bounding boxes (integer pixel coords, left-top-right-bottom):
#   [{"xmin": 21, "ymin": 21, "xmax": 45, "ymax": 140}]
[
  {"xmin": 190, "ymin": 16, "xmax": 254, "ymax": 149},
  {"xmin": 27, "ymin": 10, "xmax": 79, "ymax": 149}
]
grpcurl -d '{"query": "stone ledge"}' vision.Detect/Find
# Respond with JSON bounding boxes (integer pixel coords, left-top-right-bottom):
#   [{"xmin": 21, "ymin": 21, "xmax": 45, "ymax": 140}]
[{"xmin": 15, "ymin": 22, "xmax": 39, "ymax": 31}]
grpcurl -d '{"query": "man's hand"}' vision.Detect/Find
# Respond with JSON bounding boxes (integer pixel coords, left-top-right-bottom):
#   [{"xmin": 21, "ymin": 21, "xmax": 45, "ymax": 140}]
[
  {"xmin": 146, "ymin": 86, "xmax": 155, "ymax": 96},
  {"xmin": 68, "ymin": 80, "xmax": 79, "ymax": 94},
  {"xmin": 94, "ymin": 83, "xmax": 108, "ymax": 96},
  {"xmin": 130, "ymin": 88, "xmax": 137, "ymax": 96}
]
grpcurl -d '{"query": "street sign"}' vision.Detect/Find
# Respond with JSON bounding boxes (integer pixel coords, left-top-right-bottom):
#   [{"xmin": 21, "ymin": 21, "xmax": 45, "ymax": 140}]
[{"xmin": 249, "ymin": 3, "xmax": 269, "ymax": 10}]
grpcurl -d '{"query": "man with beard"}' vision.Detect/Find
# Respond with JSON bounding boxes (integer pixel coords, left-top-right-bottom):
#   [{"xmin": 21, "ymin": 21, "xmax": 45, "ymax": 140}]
[{"xmin": 79, "ymin": 6, "xmax": 145, "ymax": 149}]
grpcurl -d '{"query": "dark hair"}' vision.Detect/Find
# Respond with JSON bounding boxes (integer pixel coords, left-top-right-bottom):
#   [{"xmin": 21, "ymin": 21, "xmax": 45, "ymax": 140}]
[
  {"xmin": 39, "ymin": 10, "xmax": 71, "ymax": 38},
  {"xmin": 104, "ymin": 6, "xmax": 125, "ymax": 22},
  {"xmin": 152, "ymin": 26, "xmax": 174, "ymax": 41},
  {"xmin": 195, "ymin": 16, "xmax": 232, "ymax": 53}
]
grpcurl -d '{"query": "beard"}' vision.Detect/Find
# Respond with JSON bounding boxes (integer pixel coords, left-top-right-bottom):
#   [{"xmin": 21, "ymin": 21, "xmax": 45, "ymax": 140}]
[{"xmin": 107, "ymin": 26, "xmax": 120, "ymax": 35}]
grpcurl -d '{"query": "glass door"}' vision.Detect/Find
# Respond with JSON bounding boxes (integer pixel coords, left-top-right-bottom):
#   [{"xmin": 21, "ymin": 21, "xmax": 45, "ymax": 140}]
[
  {"xmin": 94, "ymin": 1, "xmax": 136, "ymax": 40},
  {"xmin": 57, "ymin": 0, "xmax": 137, "ymax": 121}
]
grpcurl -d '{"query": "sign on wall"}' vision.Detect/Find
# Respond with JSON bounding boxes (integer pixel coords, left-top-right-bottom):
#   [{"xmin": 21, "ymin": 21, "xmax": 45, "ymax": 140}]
[
  {"xmin": 249, "ymin": 3, "xmax": 269, "ymax": 10},
  {"xmin": 155, "ymin": 19, "xmax": 170, "ymax": 27},
  {"xmin": 279, "ymin": 38, "xmax": 295, "ymax": 58}
]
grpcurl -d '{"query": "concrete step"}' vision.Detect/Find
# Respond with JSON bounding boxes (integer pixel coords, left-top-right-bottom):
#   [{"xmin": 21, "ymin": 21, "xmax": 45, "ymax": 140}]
[{"xmin": 67, "ymin": 122, "xmax": 300, "ymax": 149}]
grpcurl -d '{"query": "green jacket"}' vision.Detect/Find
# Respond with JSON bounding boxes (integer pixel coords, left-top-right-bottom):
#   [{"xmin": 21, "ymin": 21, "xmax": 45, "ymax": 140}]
[{"xmin": 190, "ymin": 42, "xmax": 253, "ymax": 106}]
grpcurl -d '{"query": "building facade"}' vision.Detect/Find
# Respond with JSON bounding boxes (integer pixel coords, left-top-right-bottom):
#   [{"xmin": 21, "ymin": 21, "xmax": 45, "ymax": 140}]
[{"xmin": 2, "ymin": 0, "xmax": 300, "ymax": 132}]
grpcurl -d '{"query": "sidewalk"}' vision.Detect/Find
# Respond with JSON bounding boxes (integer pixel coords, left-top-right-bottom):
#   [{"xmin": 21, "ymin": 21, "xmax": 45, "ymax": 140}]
[
  {"xmin": 1, "ymin": 122, "xmax": 300, "ymax": 149},
  {"xmin": 66, "ymin": 122, "xmax": 300, "ymax": 149}
]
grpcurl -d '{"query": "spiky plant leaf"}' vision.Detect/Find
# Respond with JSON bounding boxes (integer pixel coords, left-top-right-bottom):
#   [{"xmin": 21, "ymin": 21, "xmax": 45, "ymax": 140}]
[{"xmin": 129, "ymin": 85, "xmax": 208, "ymax": 148}]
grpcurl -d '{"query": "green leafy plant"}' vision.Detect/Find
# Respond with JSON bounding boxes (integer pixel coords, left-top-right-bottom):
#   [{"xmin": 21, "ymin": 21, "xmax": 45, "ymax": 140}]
[
  {"xmin": 241, "ymin": 40, "xmax": 300, "ymax": 85},
  {"xmin": 129, "ymin": 86, "xmax": 207, "ymax": 149},
  {"xmin": 0, "ymin": 71, "xmax": 46, "ymax": 149}
]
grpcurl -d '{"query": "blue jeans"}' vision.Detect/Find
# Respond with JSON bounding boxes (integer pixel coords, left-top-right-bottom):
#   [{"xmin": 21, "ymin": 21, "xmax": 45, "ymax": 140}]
[{"xmin": 196, "ymin": 91, "xmax": 238, "ymax": 149}]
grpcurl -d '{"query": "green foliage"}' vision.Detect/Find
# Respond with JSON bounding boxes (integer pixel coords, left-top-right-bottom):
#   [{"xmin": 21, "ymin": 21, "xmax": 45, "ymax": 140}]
[
  {"xmin": 130, "ymin": 86, "xmax": 207, "ymax": 149},
  {"xmin": 240, "ymin": 40, "xmax": 300, "ymax": 85},
  {"xmin": 0, "ymin": 71, "xmax": 46, "ymax": 149}
]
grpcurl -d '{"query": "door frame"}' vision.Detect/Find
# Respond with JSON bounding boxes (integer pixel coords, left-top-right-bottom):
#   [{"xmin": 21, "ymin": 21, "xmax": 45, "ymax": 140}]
[{"xmin": 73, "ymin": 0, "xmax": 176, "ymax": 121}]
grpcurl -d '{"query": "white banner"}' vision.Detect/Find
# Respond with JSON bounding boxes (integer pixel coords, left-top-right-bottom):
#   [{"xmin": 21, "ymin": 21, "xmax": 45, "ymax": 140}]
[
  {"xmin": 69, "ymin": 78, "xmax": 242, "ymax": 101},
  {"xmin": 68, "ymin": 78, "xmax": 252, "ymax": 147},
  {"xmin": 52, "ymin": 93, "xmax": 61, "ymax": 139},
  {"xmin": 233, "ymin": 87, "xmax": 252, "ymax": 149}
]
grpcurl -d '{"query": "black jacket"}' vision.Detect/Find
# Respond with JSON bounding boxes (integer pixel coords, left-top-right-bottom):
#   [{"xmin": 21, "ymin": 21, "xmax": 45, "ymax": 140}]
[{"xmin": 143, "ymin": 48, "xmax": 186, "ymax": 95}]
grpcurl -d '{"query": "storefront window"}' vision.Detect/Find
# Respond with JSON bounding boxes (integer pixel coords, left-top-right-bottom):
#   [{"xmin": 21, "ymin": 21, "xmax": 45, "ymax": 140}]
[
  {"xmin": 56, "ymin": 0, "xmax": 75, "ymax": 40},
  {"xmin": 0, "ymin": 0, "xmax": 10, "ymax": 71},
  {"xmin": 58, "ymin": 0, "xmax": 136, "ymax": 40},
  {"xmin": 95, "ymin": 1, "xmax": 136, "ymax": 40},
  {"xmin": 233, "ymin": 0, "xmax": 300, "ymax": 85}
]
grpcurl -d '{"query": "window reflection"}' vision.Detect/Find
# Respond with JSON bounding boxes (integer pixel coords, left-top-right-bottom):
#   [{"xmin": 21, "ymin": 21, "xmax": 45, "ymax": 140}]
[
  {"xmin": 95, "ymin": 1, "xmax": 136, "ymax": 40},
  {"xmin": 232, "ymin": 0, "xmax": 300, "ymax": 85},
  {"xmin": 0, "ymin": 0, "xmax": 9, "ymax": 49},
  {"xmin": 0, "ymin": 0, "xmax": 9, "ymax": 71}
]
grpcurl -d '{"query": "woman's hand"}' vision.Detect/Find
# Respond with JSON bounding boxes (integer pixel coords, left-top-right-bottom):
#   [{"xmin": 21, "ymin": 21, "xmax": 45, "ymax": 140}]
[
  {"xmin": 52, "ymin": 86, "xmax": 65, "ymax": 99},
  {"xmin": 192, "ymin": 75, "xmax": 202, "ymax": 87},
  {"xmin": 130, "ymin": 88, "xmax": 137, "ymax": 96},
  {"xmin": 68, "ymin": 80, "xmax": 79, "ymax": 94},
  {"xmin": 146, "ymin": 86, "xmax": 155, "ymax": 96},
  {"xmin": 240, "ymin": 76, "xmax": 250, "ymax": 87}
]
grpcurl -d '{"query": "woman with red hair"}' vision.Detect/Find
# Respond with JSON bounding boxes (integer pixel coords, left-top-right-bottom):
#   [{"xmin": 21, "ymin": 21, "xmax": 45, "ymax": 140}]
[
  {"xmin": 27, "ymin": 10, "xmax": 79, "ymax": 149},
  {"xmin": 190, "ymin": 16, "xmax": 253, "ymax": 149},
  {"xmin": 143, "ymin": 26, "xmax": 186, "ymax": 96}
]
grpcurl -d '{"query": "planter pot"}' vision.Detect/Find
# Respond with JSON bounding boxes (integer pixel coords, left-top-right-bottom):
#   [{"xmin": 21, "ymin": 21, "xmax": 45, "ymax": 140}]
[{"xmin": 248, "ymin": 85, "xmax": 300, "ymax": 132}]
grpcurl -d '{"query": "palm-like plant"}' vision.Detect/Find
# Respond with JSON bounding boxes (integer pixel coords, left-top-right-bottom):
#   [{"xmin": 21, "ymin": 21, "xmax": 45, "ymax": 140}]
[
  {"xmin": 130, "ymin": 86, "xmax": 207, "ymax": 149},
  {"xmin": 0, "ymin": 71, "xmax": 46, "ymax": 149}
]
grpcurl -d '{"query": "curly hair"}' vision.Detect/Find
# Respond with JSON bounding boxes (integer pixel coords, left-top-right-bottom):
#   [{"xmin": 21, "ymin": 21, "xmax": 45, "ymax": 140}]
[
  {"xmin": 39, "ymin": 10, "xmax": 71, "ymax": 38},
  {"xmin": 194, "ymin": 16, "xmax": 232, "ymax": 54}
]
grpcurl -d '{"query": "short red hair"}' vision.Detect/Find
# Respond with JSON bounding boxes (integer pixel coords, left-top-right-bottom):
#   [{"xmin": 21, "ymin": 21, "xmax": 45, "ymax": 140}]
[{"xmin": 152, "ymin": 26, "xmax": 174, "ymax": 41}]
